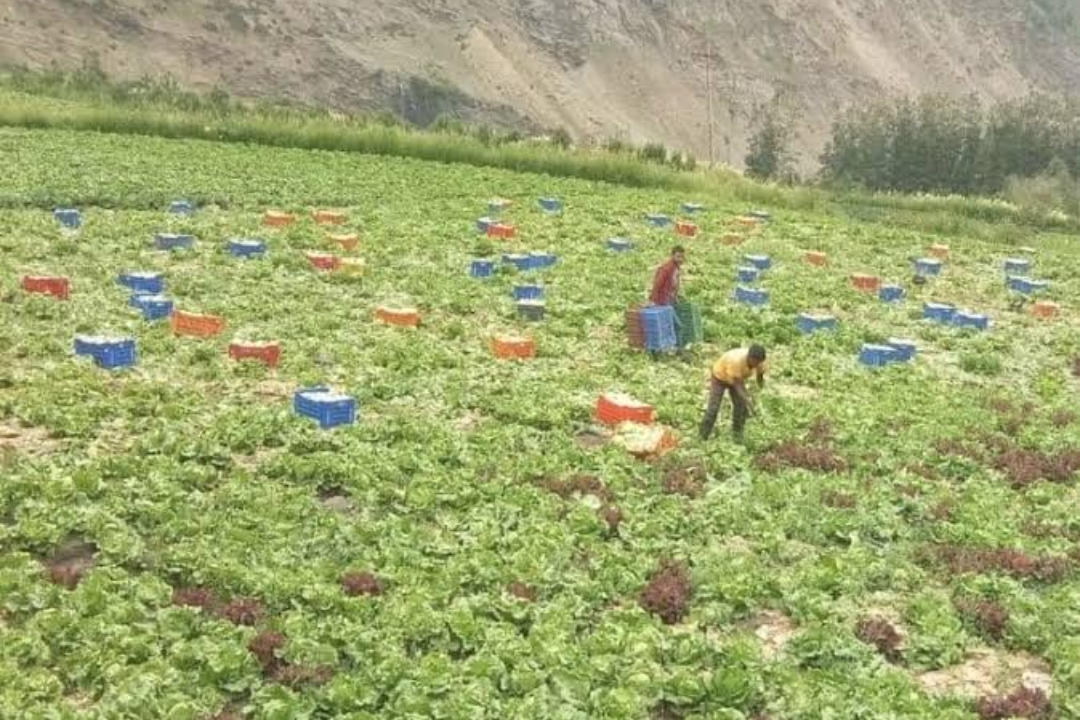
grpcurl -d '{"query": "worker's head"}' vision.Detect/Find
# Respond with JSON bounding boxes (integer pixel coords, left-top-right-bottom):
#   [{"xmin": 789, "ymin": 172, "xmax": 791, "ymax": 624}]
[
  {"xmin": 672, "ymin": 246, "xmax": 686, "ymax": 264},
  {"xmin": 748, "ymin": 344, "xmax": 767, "ymax": 368}
]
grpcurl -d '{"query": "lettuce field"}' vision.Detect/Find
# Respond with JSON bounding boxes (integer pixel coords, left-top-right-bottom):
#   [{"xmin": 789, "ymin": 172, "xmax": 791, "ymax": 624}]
[{"xmin": 2, "ymin": 127, "xmax": 1080, "ymax": 720}]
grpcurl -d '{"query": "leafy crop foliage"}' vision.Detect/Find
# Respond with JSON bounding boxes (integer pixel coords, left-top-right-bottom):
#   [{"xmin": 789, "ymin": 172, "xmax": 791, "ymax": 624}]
[{"xmin": 0, "ymin": 127, "xmax": 1078, "ymax": 718}]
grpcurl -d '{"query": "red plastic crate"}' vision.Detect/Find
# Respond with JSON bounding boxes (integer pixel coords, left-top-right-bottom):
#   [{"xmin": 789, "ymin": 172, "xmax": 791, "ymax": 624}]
[
  {"xmin": 229, "ymin": 341, "xmax": 282, "ymax": 368},
  {"xmin": 674, "ymin": 221, "xmax": 698, "ymax": 238},
  {"xmin": 486, "ymin": 223, "xmax": 517, "ymax": 239},
  {"xmin": 594, "ymin": 393, "xmax": 655, "ymax": 426},
  {"xmin": 171, "ymin": 311, "xmax": 226, "ymax": 337},
  {"xmin": 305, "ymin": 252, "xmax": 340, "ymax": 271},
  {"xmin": 21, "ymin": 275, "xmax": 70, "ymax": 300},
  {"xmin": 850, "ymin": 274, "xmax": 882, "ymax": 293}
]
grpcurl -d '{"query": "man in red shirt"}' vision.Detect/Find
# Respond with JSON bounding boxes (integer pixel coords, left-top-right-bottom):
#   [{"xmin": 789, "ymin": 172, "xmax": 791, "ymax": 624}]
[{"xmin": 650, "ymin": 246, "xmax": 685, "ymax": 306}]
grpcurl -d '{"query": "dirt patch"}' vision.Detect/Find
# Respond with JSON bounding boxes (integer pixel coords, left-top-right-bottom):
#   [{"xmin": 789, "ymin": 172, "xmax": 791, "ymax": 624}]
[
  {"xmin": 639, "ymin": 560, "xmax": 692, "ymax": 625},
  {"xmin": 507, "ymin": 581, "xmax": 537, "ymax": 602},
  {"xmin": 233, "ymin": 447, "xmax": 280, "ymax": 472},
  {"xmin": 42, "ymin": 538, "xmax": 97, "ymax": 590},
  {"xmin": 574, "ymin": 428, "xmax": 609, "ymax": 449},
  {"xmin": 918, "ymin": 648, "xmax": 1052, "ymax": 701},
  {"xmin": 537, "ymin": 474, "xmax": 612, "ymax": 503},
  {"xmin": 749, "ymin": 611, "xmax": 797, "ymax": 660},
  {"xmin": 319, "ymin": 494, "xmax": 356, "ymax": 514},
  {"xmin": 755, "ymin": 441, "xmax": 847, "ymax": 474},
  {"xmin": 0, "ymin": 420, "xmax": 59, "ymax": 458},
  {"xmin": 956, "ymin": 599, "xmax": 1009, "ymax": 641},
  {"xmin": 976, "ymin": 687, "xmax": 1051, "ymax": 719},
  {"xmin": 255, "ymin": 380, "xmax": 293, "ymax": 403},
  {"xmin": 452, "ymin": 411, "xmax": 484, "ymax": 432}
]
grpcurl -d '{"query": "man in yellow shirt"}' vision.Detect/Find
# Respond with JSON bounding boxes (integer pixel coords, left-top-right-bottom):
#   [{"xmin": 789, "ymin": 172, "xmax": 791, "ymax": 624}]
[{"xmin": 700, "ymin": 345, "xmax": 767, "ymax": 441}]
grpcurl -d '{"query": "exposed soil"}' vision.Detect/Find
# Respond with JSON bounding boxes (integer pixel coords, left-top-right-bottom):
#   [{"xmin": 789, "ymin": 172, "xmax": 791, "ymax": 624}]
[
  {"xmin": 749, "ymin": 611, "xmax": 797, "ymax": 660},
  {"xmin": 917, "ymin": 648, "xmax": 1053, "ymax": 701},
  {"xmin": 599, "ymin": 505, "xmax": 624, "ymax": 535},
  {"xmin": 42, "ymin": 538, "xmax": 98, "ymax": 590},
  {"xmin": 639, "ymin": 560, "xmax": 692, "ymax": 625},
  {"xmin": 1049, "ymin": 409, "xmax": 1076, "ymax": 428},
  {"xmin": 0, "ymin": 420, "xmax": 59, "ymax": 458},
  {"xmin": 319, "ymin": 493, "xmax": 356, "ymax": 514},
  {"xmin": 537, "ymin": 474, "xmax": 612, "ymax": 503},
  {"xmin": 507, "ymin": 581, "xmax": 537, "ymax": 602},
  {"xmin": 574, "ymin": 428, "xmax": 610, "ymax": 449},
  {"xmin": 341, "ymin": 571, "xmax": 384, "ymax": 597},
  {"xmin": 172, "ymin": 586, "xmax": 219, "ymax": 612},
  {"xmin": 254, "ymin": 380, "xmax": 293, "ymax": 403}
]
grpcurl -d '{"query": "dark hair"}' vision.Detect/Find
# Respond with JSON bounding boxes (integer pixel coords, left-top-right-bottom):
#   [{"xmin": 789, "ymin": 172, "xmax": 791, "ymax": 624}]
[
  {"xmin": 748, "ymin": 344, "xmax": 767, "ymax": 363},
  {"xmin": 672, "ymin": 245, "xmax": 686, "ymax": 255}
]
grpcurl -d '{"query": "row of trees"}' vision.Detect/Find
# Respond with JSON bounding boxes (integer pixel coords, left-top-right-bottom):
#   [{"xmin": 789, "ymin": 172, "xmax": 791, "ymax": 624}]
[{"xmin": 744, "ymin": 92, "xmax": 1080, "ymax": 202}]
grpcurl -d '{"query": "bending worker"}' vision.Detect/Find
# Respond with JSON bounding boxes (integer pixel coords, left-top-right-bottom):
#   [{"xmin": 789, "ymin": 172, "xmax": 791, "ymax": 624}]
[
  {"xmin": 650, "ymin": 246, "xmax": 685, "ymax": 306},
  {"xmin": 700, "ymin": 345, "xmax": 768, "ymax": 441}
]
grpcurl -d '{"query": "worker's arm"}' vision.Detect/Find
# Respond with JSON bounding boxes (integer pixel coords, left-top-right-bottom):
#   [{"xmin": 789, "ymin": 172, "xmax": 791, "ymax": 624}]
[{"xmin": 756, "ymin": 368, "xmax": 766, "ymax": 390}]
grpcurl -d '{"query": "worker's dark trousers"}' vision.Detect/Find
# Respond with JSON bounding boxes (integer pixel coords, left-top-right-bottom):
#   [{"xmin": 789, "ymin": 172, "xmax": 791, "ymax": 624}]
[{"xmin": 699, "ymin": 378, "xmax": 748, "ymax": 439}]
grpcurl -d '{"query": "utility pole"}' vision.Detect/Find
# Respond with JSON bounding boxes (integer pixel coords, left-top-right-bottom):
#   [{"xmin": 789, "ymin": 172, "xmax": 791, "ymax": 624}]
[{"xmin": 690, "ymin": 42, "xmax": 715, "ymax": 166}]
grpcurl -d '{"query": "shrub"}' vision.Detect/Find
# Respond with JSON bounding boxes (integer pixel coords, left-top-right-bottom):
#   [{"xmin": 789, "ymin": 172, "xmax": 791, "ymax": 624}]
[
  {"xmin": 638, "ymin": 142, "xmax": 669, "ymax": 165},
  {"xmin": 960, "ymin": 352, "xmax": 1003, "ymax": 376}
]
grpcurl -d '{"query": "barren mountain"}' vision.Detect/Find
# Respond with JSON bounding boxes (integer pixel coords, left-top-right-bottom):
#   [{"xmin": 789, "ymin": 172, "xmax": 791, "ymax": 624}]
[{"xmin": 2, "ymin": 0, "xmax": 1079, "ymax": 168}]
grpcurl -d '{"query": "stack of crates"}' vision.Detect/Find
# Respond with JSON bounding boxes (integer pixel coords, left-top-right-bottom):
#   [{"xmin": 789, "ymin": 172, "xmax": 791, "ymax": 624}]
[{"xmin": 674, "ymin": 301, "xmax": 703, "ymax": 346}]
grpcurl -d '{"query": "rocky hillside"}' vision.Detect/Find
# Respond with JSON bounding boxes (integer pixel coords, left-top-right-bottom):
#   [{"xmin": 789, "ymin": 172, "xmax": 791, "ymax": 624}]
[{"xmin": 2, "ymin": 0, "xmax": 1079, "ymax": 168}]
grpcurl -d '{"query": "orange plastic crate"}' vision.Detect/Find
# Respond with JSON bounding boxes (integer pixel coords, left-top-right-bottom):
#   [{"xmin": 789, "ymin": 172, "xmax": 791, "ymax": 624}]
[
  {"xmin": 594, "ymin": 393, "xmax": 655, "ymax": 426},
  {"xmin": 329, "ymin": 233, "xmax": 359, "ymax": 251},
  {"xmin": 674, "ymin": 221, "xmax": 698, "ymax": 238},
  {"xmin": 229, "ymin": 341, "xmax": 282, "ymax": 368},
  {"xmin": 376, "ymin": 306, "xmax": 420, "ymax": 327},
  {"xmin": 1030, "ymin": 301, "xmax": 1059, "ymax": 319},
  {"xmin": 850, "ymin": 273, "xmax": 882, "ymax": 293},
  {"xmin": 491, "ymin": 334, "xmax": 535, "ymax": 359},
  {"xmin": 805, "ymin": 251, "xmax": 828, "ymax": 267},
  {"xmin": 721, "ymin": 234, "xmax": 745, "ymax": 246},
  {"xmin": 305, "ymin": 252, "xmax": 340, "ymax": 271},
  {"xmin": 263, "ymin": 210, "xmax": 296, "ymax": 228},
  {"xmin": 171, "ymin": 311, "xmax": 225, "ymax": 337},
  {"xmin": 486, "ymin": 223, "xmax": 517, "ymax": 239},
  {"xmin": 313, "ymin": 210, "xmax": 347, "ymax": 226},
  {"xmin": 21, "ymin": 275, "xmax": 70, "ymax": 300},
  {"xmin": 929, "ymin": 244, "xmax": 950, "ymax": 259}
]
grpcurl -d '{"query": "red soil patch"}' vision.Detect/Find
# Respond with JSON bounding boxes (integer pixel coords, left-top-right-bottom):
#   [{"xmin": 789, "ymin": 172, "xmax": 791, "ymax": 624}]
[
  {"xmin": 661, "ymin": 462, "xmax": 705, "ymax": 498},
  {"xmin": 507, "ymin": 582, "xmax": 537, "ymax": 602},
  {"xmin": 755, "ymin": 441, "xmax": 847, "ymax": 474},
  {"xmin": 639, "ymin": 560, "xmax": 692, "ymax": 625}
]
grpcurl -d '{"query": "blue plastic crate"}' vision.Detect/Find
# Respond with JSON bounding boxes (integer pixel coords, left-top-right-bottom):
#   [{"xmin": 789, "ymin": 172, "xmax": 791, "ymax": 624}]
[
  {"xmin": 645, "ymin": 213, "xmax": 671, "ymax": 228},
  {"xmin": 859, "ymin": 343, "xmax": 901, "ymax": 368},
  {"xmin": 681, "ymin": 202, "xmax": 705, "ymax": 215},
  {"xmin": 503, "ymin": 254, "xmax": 534, "ymax": 271},
  {"xmin": 228, "ymin": 239, "xmax": 266, "ymax": 258},
  {"xmin": 170, "ymin": 200, "xmax": 195, "ymax": 215},
  {"xmin": 923, "ymin": 302, "xmax": 956, "ymax": 323},
  {"xmin": 476, "ymin": 217, "xmax": 493, "ymax": 233},
  {"xmin": 538, "ymin": 197, "xmax": 563, "ymax": 213},
  {"xmin": 74, "ymin": 335, "xmax": 137, "ymax": 369},
  {"xmin": 640, "ymin": 305, "xmax": 677, "ymax": 351},
  {"xmin": 744, "ymin": 254, "xmax": 772, "ymax": 271},
  {"xmin": 53, "ymin": 208, "xmax": 81, "ymax": 228},
  {"xmin": 118, "ymin": 272, "xmax": 164, "ymax": 294},
  {"xmin": 607, "ymin": 238, "xmax": 633, "ymax": 252},
  {"xmin": 796, "ymin": 313, "xmax": 838, "ymax": 334},
  {"xmin": 886, "ymin": 338, "xmax": 917, "ymax": 362},
  {"xmin": 530, "ymin": 252, "xmax": 557, "ymax": 269},
  {"xmin": 953, "ymin": 311, "xmax": 990, "ymax": 331},
  {"xmin": 154, "ymin": 233, "xmax": 195, "ymax": 251},
  {"xmin": 913, "ymin": 258, "xmax": 943, "ymax": 277},
  {"xmin": 516, "ymin": 300, "xmax": 546, "ymax": 321},
  {"xmin": 737, "ymin": 266, "xmax": 760, "ymax": 283},
  {"xmin": 1003, "ymin": 258, "xmax": 1031, "ymax": 276},
  {"xmin": 470, "ymin": 259, "xmax": 496, "ymax": 278},
  {"xmin": 735, "ymin": 286, "xmax": 769, "ymax": 306},
  {"xmin": 879, "ymin": 285, "xmax": 906, "ymax": 303},
  {"xmin": 1007, "ymin": 276, "xmax": 1049, "ymax": 295},
  {"xmin": 512, "ymin": 284, "xmax": 544, "ymax": 301},
  {"xmin": 131, "ymin": 294, "xmax": 174, "ymax": 321},
  {"xmin": 294, "ymin": 386, "xmax": 357, "ymax": 429}
]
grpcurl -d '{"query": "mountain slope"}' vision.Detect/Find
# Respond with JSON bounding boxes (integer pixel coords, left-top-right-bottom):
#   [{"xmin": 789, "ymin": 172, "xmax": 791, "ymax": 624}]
[{"xmin": 2, "ymin": 0, "xmax": 1079, "ymax": 168}]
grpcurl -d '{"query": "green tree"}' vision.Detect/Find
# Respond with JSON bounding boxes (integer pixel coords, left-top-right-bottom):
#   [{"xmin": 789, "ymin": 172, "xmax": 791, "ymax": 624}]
[{"xmin": 745, "ymin": 100, "xmax": 795, "ymax": 182}]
